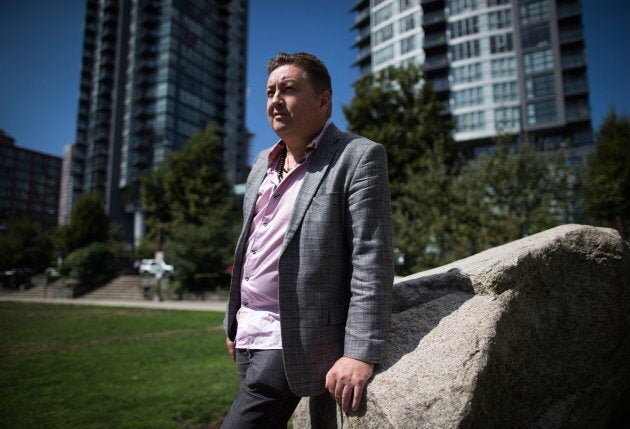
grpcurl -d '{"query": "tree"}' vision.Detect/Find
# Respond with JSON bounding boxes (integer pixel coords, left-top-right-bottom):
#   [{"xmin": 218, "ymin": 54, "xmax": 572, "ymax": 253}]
[
  {"xmin": 56, "ymin": 192, "xmax": 110, "ymax": 254},
  {"xmin": 584, "ymin": 110, "xmax": 630, "ymax": 237},
  {"xmin": 455, "ymin": 136, "xmax": 580, "ymax": 249},
  {"xmin": 141, "ymin": 124, "xmax": 240, "ymax": 290},
  {"xmin": 345, "ymin": 64, "xmax": 459, "ymax": 274},
  {"xmin": 343, "ymin": 64, "xmax": 456, "ymax": 198},
  {"xmin": 0, "ymin": 217, "xmax": 53, "ymax": 274}
]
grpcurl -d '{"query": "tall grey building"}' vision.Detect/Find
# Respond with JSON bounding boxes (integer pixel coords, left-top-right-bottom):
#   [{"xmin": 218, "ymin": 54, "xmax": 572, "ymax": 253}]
[
  {"xmin": 351, "ymin": 0, "xmax": 592, "ymax": 157},
  {"xmin": 71, "ymin": 0, "xmax": 248, "ymax": 246}
]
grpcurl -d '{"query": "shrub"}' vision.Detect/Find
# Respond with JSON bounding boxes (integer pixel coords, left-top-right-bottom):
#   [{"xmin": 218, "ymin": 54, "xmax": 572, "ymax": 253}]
[{"xmin": 60, "ymin": 242, "xmax": 116, "ymax": 286}]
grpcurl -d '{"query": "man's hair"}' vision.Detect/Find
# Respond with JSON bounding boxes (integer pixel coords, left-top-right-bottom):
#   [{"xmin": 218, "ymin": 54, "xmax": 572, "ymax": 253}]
[{"xmin": 267, "ymin": 52, "xmax": 333, "ymax": 98}]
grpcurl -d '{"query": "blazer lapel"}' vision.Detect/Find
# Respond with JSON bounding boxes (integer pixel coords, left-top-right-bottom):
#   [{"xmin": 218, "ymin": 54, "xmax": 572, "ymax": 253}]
[
  {"xmin": 242, "ymin": 152, "xmax": 269, "ymax": 226},
  {"xmin": 282, "ymin": 124, "xmax": 342, "ymax": 250}
]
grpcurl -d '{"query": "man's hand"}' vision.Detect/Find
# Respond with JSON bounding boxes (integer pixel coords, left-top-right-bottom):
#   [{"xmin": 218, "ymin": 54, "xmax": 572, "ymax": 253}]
[
  {"xmin": 225, "ymin": 337, "xmax": 235, "ymax": 360},
  {"xmin": 325, "ymin": 357, "xmax": 374, "ymax": 413}
]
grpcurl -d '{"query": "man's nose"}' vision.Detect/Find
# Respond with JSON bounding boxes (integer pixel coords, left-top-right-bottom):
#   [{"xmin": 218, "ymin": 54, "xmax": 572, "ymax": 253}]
[{"xmin": 270, "ymin": 90, "xmax": 283, "ymax": 105}]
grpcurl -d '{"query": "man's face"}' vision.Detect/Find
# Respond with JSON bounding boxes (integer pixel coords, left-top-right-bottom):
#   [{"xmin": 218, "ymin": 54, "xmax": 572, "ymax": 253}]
[{"xmin": 266, "ymin": 64, "xmax": 329, "ymax": 144}]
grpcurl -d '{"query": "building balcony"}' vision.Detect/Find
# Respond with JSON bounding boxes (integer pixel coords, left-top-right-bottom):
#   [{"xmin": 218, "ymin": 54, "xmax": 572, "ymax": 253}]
[
  {"xmin": 561, "ymin": 52, "xmax": 587, "ymax": 70},
  {"xmin": 351, "ymin": 0, "xmax": 368, "ymax": 12},
  {"xmin": 423, "ymin": 33, "xmax": 447, "ymax": 49},
  {"xmin": 565, "ymin": 105, "xmax": 590, "ymax": 122},
  {"xmin": 421, "ymin": 0, "xmax": 444, "ymax": 6},
  {"xmin": 354, "ymin": 46, "xmax": 371, "ymax": 65},
  {"xmin": 429, "ymin": 77, "xmax": 450, "ymax": 92},
  {"xmin": 135, "ymin": 74, "xmax": 156, "ymax": 88},
  {"xmin": 130, "ymin": 138, "xmax": 151, "ymax": 151},
  {"xmin": 564, "ymin": 79, "xmax": 588, "ymax": 95},
  {"xmin": 424, "ymin": 55, "xmax": 449, "ymax": 71},
  {"xmin": 559, "ymin": 27, "xmax": 584, "ymax": 45},
  {"xmin": 130, "ymin": 153, "xmax": 150, "ymax": 166},
  {"xmin": 353, "ymin": 26, "xmax": 371, "ymax": 48},
  {"xmin": 422, "ymin": 9, "xmax": 446, "ymax": 28},
  {"xmin": 133, "ymin": 105, "xmax": 155, "ymax": 119},
  {"xmin": 557, "ymin": 2, "xmax": 581, "ymax": 19},
  {"xmin": 352, "ymin": 8, "xmax": 369, "ymax": 29}
]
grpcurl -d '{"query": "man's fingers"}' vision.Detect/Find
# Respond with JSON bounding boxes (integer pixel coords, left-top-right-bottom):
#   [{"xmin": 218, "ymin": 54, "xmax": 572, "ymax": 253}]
[{"xmin": 351, "ymin": 383, "xmax": 363, "ymax": 412}]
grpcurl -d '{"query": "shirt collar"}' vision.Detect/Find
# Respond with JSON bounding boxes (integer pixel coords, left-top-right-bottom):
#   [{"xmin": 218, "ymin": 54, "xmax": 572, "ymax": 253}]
[{"xmin": 267, "ymin": 120, "xmax": 332, "ymax": 167}]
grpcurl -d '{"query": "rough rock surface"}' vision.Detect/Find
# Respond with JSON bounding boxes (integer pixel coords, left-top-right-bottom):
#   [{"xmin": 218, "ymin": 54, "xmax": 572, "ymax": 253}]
[{"xmin": 293, "ymin": 224, "xmax": 630, "ymax": 428}]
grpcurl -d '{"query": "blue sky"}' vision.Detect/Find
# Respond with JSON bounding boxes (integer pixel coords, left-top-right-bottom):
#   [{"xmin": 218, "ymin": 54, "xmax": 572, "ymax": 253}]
[{"xmin": 1, "ymin": 0, "xmax": 628, "ymax": 162}]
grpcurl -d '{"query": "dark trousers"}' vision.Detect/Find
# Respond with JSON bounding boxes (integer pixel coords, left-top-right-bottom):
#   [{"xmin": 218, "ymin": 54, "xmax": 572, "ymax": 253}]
[{"xmin": 221, "ymin": 349, "xmax": 301, "ymax": 429}]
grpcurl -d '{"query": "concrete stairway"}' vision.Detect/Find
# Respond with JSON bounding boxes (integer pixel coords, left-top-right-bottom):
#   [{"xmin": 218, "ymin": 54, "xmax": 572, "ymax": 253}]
[{"xmin": 79, "ymin": 275, "xmax": 145, "ymax": 301}]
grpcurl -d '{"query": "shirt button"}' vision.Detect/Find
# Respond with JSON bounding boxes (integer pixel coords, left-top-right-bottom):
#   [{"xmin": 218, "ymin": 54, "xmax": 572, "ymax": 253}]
[
  {"xmin": 262, "ymin": 221, "xmax": 269, "ymax": 227},
  {"xmin": 244, "ymin": 275, "xmax": 250, "ymax": 281},
  {"xmin": 251, "ymin": 249, "xmax": 257, "ymax": 254}
]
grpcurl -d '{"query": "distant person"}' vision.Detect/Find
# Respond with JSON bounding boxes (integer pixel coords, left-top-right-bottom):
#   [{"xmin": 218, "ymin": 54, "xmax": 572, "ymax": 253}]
[{"xmin": 221, "ymin": 52, "xmax": 393, "ymax": 429}]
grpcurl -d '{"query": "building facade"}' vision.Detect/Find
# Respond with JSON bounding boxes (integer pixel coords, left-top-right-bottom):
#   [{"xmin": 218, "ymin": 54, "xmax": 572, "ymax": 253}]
[
  {"xmin": 0, "ymin": 130, "xmax": 62, "ymax": 231},
  {"xmin": 71, "ymin": 0, "xmax": 248, "ymax": 246},
  {"xmin": 351, "ymin": 0, "xmax": 592, "ymax": 157}
]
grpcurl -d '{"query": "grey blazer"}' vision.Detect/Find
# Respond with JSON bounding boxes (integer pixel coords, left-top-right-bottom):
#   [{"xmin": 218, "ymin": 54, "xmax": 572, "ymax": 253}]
[{"xmin": 225, "ymin": 123, "xmax": 394, "ymax": 397}]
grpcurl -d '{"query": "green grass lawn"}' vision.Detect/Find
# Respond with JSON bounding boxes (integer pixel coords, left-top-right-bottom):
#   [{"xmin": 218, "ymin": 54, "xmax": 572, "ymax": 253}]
[{"xmin": 0, "ymin": 302, "xmax": 239, "ymax": 428}]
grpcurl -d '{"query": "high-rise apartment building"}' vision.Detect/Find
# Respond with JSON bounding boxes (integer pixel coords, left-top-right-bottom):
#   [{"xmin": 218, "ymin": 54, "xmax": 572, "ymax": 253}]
[
  {"xmin": 0, "ymin": 130, "xmax": 62, "ymax": 231},
  {"xmin": 71, "ymin": 0, "xmax": 248, "ymax": 246},
  {"xmin": 351, "ymin": 0, "xmax": 592, "ymax": 157}
]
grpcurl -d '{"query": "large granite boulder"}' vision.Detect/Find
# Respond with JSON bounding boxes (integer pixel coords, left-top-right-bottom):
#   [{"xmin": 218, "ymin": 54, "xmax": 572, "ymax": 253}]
[{"xmin": 293, "ymin": 224, "xmax": 630, "ymax": 428}]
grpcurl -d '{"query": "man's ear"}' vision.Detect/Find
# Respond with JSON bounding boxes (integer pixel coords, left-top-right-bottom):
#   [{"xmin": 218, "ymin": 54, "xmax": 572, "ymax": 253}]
[{"xmin": 320, "ymin": 90, "xmax": 332, "ymax": 112}]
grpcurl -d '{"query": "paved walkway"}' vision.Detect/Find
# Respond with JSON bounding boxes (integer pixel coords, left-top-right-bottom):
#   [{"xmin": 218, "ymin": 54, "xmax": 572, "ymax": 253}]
[{"xmin": 0, "ymin": 295, "xmax": 227, "ymax": 312}]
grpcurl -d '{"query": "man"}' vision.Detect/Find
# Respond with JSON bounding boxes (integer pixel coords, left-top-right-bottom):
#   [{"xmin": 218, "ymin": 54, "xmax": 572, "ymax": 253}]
[{"xmin": 222, "ymin": 52, "xmax": 393, "ymax": 429}]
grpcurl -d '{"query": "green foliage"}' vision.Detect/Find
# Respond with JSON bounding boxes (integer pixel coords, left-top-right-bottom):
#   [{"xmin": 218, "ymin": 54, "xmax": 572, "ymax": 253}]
[
  {"xmin": 456, "ymin": 137, "xmax": 579, "ymax": 245},
  {"xmin": 343, "ymin": 64, "xmax": 456, "ymax": 197},
  {"xmin": 0, "ymin": 303, "xmax": 238, "ymax": 428},
  {"xmin": 584, "ymin": 110, "xmax": 630, "ymax": 237},
  {"xmin": 141, "ymin": 124, "xmax": 241, "ymax": 289},
  {"xmin": 345, "ymin": 64, "xmax": 580, "ymax": 275},
  {"xmin": 168, "ymin": 208, "xmax": 239, "ymax": 292},
  {"xmin": 56, "ymin": 192, "xmax": 110, "ymax": 254},
  {"xmin": 0, "ymin": 217, "xmax": 53, "ymax": 273},
  {"xmin": 59, "ymin": 242, "xmax": 116, "ymax": 285}
]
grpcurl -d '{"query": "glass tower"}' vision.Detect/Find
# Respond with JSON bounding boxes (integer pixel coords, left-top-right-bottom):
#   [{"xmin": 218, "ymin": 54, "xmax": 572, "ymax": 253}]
[
  {"xmin": 351, "ymin": 0, "xmax": 592, "ymax": 158},
  {"xmin": 71, "ymin": 0, "xmax": 248, "ymax": 246}
]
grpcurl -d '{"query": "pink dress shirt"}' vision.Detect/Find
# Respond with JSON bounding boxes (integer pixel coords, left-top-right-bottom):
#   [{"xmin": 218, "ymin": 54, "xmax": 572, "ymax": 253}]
[{"xmin": 234, "ymin": 122, "xmax": 331, "ymax": 350}]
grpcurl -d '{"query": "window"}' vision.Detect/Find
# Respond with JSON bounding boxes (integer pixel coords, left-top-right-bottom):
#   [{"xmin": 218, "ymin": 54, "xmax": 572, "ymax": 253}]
[
  {"xmin": 526, "ymin": 73, "xmax": 555, "ymax": 99},
  {"xmin": 449, "ymin": 16, "xmax": 479, "ymax": 39},
  {"xmin": 399, "ymin": 0, "xmax": 416, "ymax": 13},
  {"xmin": 520, "ymin": 0, "xmax": 549, "ymax": 26},
  {"xmin": 521, "ymin": 24, "xmax": 550, "ymax": 49},
  {"xmin": 453, "ymin": 86, "xmax": 484, "ymax": 108},
  {"xmin": 451, "ymin": 39, "xmax": 480, "ymax": 61},
  {"xmin": 451, "ymin": 62, "xmax": 482, "ymax": 84},
  {"xmin": 491, "ymin": 57, "xmax": 516, "ymax": 78},
  {"xmin": 523, "ymin": 49, "xmax": 554, "ymax": 73},
  {"xmin": 373, "ymin": 4, "xmax": 393, "ymax": 26},
  {"xmin": 526, "ymin": 100, "xmax": 557, "ymax": 125},
  {"xmin": 487, "ymin": 0, "xmax": 509, "ymax": 6},
  {"xmin": 493, "ymin": 81, "xmax": 518, "ymax": 102},
  {"xmin": 372, "ymin": 0, "xmax": 387, "ymax": 6},
  {"xmin": 456, "ymin": 110, "xmax": 486, "ymax": 132},
  {"xmin": 487, "ymin": 9, "xmax": 512, "ymax": 30},
  {"xmin": 400, "ymin": 34, "xmax": 417, "ymax": 54},
  {"xmin": 374, "ymin": 24, "xmax": 394, "ymax": 45},
  {"xmin": 448, "ymin": 0, "xmax": 480, "ymax": 17},
  {"xmin": 373, "ymin": 44, "xmax": 394, "ymax": 65},
  {"xmin": 490, "ymin": 33, "xmax": 513, "ymax": 54},
  {"xmin": 399, "ymin": 14, "xmax": 416, "ymax": 33}
]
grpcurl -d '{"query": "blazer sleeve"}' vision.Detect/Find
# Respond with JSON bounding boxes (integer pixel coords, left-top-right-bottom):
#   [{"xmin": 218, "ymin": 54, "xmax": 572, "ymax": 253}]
[{"xmin": 343, "ymin": 142, "xmax": 394, "ymax": 363}]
